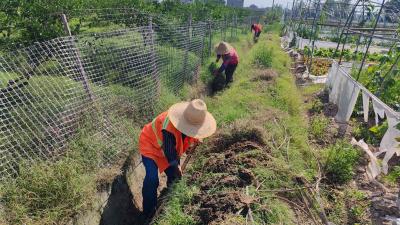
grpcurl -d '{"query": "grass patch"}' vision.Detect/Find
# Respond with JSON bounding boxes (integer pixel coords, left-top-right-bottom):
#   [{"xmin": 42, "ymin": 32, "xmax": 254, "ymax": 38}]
[
  {"xmin": 155, "ymin": 179, "xmax": 198, "ymax": 225},
  {"xmin": 0, "ymin": 159, "xmax": 96, "ymax": 225},
  {"xmin": 323, "ymin": 141, "xmax": 361, "ymax": 184},
  {"xmin": 252, "ymin": 44, "xmax": 273, "ymax": 68},
  {"xmin": 309, "ymin": 114, "xmax": 330, "ymax": 138},
  {"xmin": 383, "ymin": 165, "xmax": 400, "ymax": 184}
]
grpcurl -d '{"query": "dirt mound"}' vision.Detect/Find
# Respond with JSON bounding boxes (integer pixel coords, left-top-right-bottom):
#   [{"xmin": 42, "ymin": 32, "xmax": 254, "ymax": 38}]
[
  {"xmin": 211, "ymin": 75, "xmax": 226, "ymax": 93},
  {"xmin": 251, "ymin": 69, "xmax": 278, "ymax": 83},
  {"xmin": 209, "ymin": 122, "xmax": 266, "ymax": 152},
  {"xmin": 193, "ymin": 191, "xmax": 253, "ymax": 224},
  {"xmin": 185, "ymin": 121, "xmax": 273, "ymax": 224},
  {"xmin": 208, "ymin": 62, "xmax": 226, "ymax": 94}
]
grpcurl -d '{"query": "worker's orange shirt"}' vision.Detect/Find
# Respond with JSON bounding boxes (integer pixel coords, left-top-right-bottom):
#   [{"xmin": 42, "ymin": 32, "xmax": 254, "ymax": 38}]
[{"xmin": 139, "ymin": 111, "xmax": 198, "ymax": 172}]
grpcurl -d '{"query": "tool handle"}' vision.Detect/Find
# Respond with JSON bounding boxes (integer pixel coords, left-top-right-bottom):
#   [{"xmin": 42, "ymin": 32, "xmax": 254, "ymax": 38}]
[{"xmin": 181, "ymin": 145, "xmax": 198, "ymax": 171}]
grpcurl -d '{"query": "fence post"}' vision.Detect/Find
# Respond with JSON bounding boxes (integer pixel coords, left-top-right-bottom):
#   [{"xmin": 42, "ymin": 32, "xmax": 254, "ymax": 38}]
[
  {"xmin": 230, "ymin": 16, "xmax": 233, "ymax": 40},
  {"xmin": 235, "ymin": 15, "xmax": 238, "ymax": 37},
  {"xmin": 60, "ymin": 14, "xmax": 94, "ymax": 102},
  {"xmin": 200, "ymin": 23, "xmax": 205, "ymax": 65},
  {"xmin": 183, "ymin": 14, "xmax": 192, "ymax": 83},
  {"xmin": 148, "ymin": 16, "xmax": 160, "ymax": 100},
  {"xmin": 208, "ymin": 20, "xmax": 212, "ymax": 57},
  {"xmin": 224, "ymin": 16, "xmax": 227, "ymax": 41}
]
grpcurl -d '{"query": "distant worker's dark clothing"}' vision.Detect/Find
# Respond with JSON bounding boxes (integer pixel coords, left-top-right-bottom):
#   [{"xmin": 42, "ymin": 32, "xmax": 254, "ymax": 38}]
[{"xmin": 216, "ymin": 47, "xmax": 239, "ymax": 85}]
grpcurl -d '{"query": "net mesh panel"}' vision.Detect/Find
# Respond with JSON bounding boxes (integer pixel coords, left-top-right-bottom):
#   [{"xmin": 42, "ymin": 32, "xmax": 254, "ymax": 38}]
[{"xmin": 0, "ymin": 13, "xmax": 250, "ymax": 178}]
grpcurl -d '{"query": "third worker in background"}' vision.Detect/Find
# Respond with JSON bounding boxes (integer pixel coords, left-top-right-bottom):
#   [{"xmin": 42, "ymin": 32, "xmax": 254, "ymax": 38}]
[
  {"xmin": 213, "ymin": 42, "xmax": 239, "ymax": 87},
  {"xmin": 251, "ymin": 23, "xmax": 262, "ymax": 42}
]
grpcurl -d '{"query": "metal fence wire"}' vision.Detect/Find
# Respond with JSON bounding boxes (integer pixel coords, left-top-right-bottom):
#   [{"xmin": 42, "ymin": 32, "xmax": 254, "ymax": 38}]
[{"xmin": 0, "ymin": 13, "xmax": 257, "ymax": 179}]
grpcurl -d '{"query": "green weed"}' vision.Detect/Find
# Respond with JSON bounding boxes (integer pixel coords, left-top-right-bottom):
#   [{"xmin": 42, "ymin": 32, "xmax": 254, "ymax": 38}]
[
  {"xmin": 155, "ymin": 179, "xmax": 198, "ymax": 225},
  {"xmin": 309, "ymin": 114, "xmax": 330, "ymax": 138},
  {"xmin": 383, "ymin": 166, "xmax": 400, "ymax": 184},
  {"xmin": 323, "ymin": 141, "xmax": 361, "ymax": 184},
  {"xmin": 252, "ymin": 44, "xmax": 273, "ymax": 68}
]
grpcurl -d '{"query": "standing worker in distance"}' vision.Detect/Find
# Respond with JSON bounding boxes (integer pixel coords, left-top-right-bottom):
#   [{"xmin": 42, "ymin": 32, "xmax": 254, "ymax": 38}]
[
  {"xmin": 251, "ymin": 23, "xmax": 262, "ymax": 41},
  {"xmin": 139, "ymin": 99, "xmax": 217, "ymax": 217},
  {"xmin": 213, "ymin": 42, "xmax": 239, "ymax": 86}
]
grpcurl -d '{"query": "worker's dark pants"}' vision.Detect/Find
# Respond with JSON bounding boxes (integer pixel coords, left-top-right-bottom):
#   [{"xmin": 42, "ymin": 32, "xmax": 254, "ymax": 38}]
[
  {"xmin": 225, "ymin": 63, "xmax": 238, "ymax": 85},
  {"xmin": 255, "ymin": 31, "xmax": 261, "ymax": 37},
  {"xmin": 142, "ymin": 156, "xmax": 179, "ymax": 215}
]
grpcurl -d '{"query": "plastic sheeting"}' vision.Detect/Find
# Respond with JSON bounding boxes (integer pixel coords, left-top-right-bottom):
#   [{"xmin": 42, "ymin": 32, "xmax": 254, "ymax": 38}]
[
  {"xmin": 380, "ymin": 112, "xmax": 400, "ymax": 174},
  {"xmin": 373, "ymin": 99, "xmax": 386, "ymax": 126},
  {"xmin": 351, "ymin": 138, "xmax": 381, "ymax": 180},
  {"xmin": 327, "ymin": 61, "xmax": 400, "ymax": 179},
  {"xmin": 328, "ymin": 63, "xmax": 344, "ymax": 105},
  {"xmin": 335, "ymin": 78, "xmax": 360, "ymax": 122},
  {"xmin": 362, "ymin": 91, "xmax": 370, "ymax": 123},
  {"xmin": 327, "ymin": 63, "xmax": 360, "ymax": 122}
]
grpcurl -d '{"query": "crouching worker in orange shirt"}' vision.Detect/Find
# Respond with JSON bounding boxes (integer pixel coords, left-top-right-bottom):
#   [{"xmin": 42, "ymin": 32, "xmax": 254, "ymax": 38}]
[{"xmin": 139, "ymin": 99, "xmax": 217, "ymax": 217}]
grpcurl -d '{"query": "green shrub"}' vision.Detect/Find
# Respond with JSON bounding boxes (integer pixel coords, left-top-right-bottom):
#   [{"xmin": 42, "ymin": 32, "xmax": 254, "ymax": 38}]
[
  {"xmin": 310, "ymin": 99, "xmax": 324, "ymax": 114},
  {"xmin": 383, "ymin": 166, "xmax": 400, "ymax": 184},
  {"xmin": 323, "ymin": 141, "xmax": 360, "ymax": 184},
  {"xmin": 352, "ymin": 121, "xmax": 388, "ymax": 146},
  {"xmin": 309, "ymin": 114, "xmax": 330, "ymax": 138},
  {"xmin": 253, "ymin": 44, "xmax": 273, "ymax": 68}
]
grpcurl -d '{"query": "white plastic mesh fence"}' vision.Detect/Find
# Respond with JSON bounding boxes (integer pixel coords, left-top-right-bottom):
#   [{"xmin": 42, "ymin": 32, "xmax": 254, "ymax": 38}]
[{"xmin": 0, "ymin": 13, "xmax": 258, "ymax": 179}]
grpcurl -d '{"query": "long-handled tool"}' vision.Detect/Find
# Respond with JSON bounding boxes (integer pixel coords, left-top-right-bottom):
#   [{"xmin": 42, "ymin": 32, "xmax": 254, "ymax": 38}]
[{"xmin": 181, "ymin": 145, "xmax": 197, "ymax": 171}]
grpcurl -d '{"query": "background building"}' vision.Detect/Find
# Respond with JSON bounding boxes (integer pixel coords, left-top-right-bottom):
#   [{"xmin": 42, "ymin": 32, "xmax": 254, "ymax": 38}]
[{"xmin": 227, "ymin": 0, "xmax": 244, "ymax": 8}]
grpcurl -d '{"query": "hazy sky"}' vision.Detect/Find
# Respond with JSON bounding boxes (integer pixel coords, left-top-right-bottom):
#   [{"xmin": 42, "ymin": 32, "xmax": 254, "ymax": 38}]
[
  {"xmin": 243, "ymin": 0, "xmax": 385, "ymax": 9},
  {"xmin": 244, "ymin": 0, "xmax": 294, "ymax": 8}
]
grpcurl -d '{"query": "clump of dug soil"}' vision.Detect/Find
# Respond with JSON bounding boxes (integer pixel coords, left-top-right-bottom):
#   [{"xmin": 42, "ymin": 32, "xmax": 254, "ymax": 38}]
[
  {"xmin": 193, "ymin": 192, "xmax": 254, "ymax": 224},
  {"xmin": 187, "ymin": 121, "xmax": 272, "ymax": 224},
  {"xmin": 208, "ymin": 62, "xmax": 226, "ymax": 94},
  {"xmin": 251, "ymin": 69, "xmax": 278, "ymax": 83}
]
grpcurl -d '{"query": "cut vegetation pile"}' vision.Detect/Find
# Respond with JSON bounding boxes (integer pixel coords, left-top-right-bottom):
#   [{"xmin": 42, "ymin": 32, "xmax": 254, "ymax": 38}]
[{"xmin": 187, "ymin": 123, "xmax": 269, "ymax": 224}]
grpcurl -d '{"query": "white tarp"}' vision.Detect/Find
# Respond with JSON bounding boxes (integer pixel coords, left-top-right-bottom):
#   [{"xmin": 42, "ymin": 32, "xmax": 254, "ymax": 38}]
[
  {"xmin": 362, "ymin": 91, "xmax": 370, "ymax": 123},
  {"xmin": 326, "ymin": 60, "xmax": 400, "ymax": 179},
  {"xmin": 372, "ymin": 99, "xmax": 386, "ymax": 125},
  {"xmin": 335, "ymin": 76, "xmax": 360, "ymax": 122},
  {"xmin": 351, "ymin": 138, "xmax": 381, "ymax": 180},
  {"xmin": 380, "ymin": 112, "xmax": 400, "ymax": 174}
]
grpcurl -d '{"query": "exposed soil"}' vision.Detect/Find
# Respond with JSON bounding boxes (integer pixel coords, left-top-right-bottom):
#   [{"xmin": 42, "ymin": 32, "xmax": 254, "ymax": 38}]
[
  {"xmin": 185, "ymin": 122, "xmax": 271, "ymax": 224},
  {"xmin": 211, "ymin": 74, "xmax": 226, "ymax": 94},
  {"xmin": 251, "ymin": 69, "xmax": 277, "ymax": 84},
  {"xmin": 193, "ymin": 192, "xmax": 253, "ymax": 224}
]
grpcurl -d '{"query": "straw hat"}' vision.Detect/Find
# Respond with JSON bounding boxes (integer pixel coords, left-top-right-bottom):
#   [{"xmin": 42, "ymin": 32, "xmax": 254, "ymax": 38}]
[
  {"xmin": 168, "ymin": 99, "xmax": 217, "ymax": 139},
  {"xmin": 215, "ymin": 42, "xmax": 233, "ymax": 55}
]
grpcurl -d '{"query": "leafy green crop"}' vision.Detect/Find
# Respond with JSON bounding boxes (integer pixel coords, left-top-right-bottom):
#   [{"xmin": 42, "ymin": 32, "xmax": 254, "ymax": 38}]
[{"xmin": 303, "ymin": 46, "xmax": 385, "ymax": 63}]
